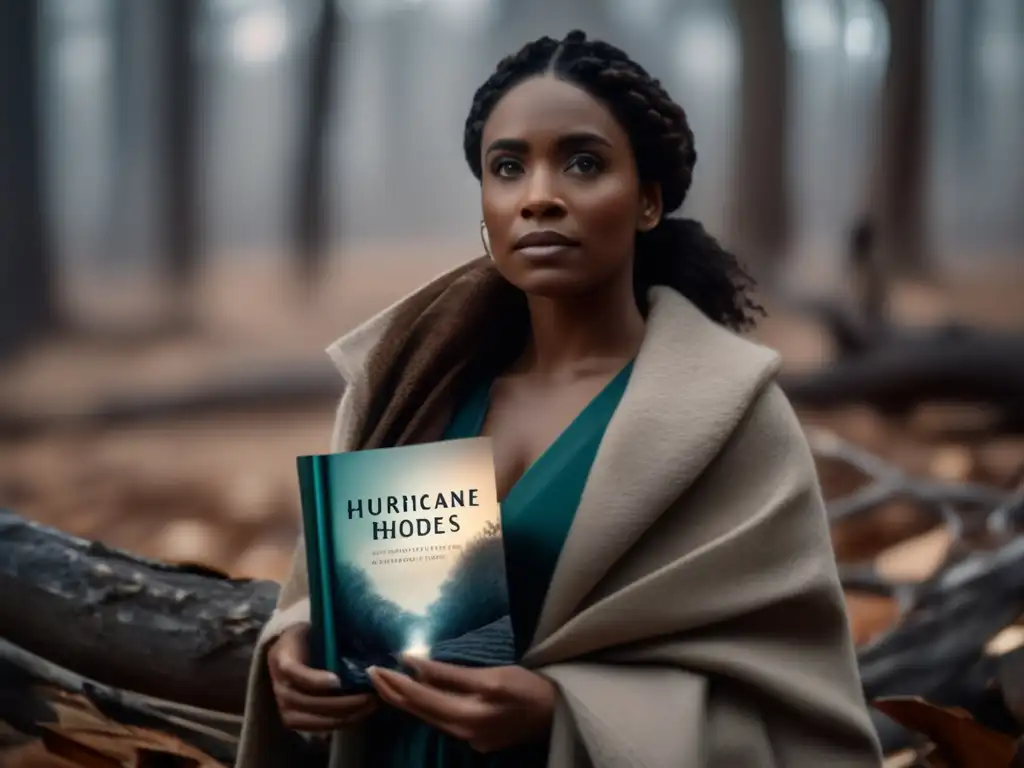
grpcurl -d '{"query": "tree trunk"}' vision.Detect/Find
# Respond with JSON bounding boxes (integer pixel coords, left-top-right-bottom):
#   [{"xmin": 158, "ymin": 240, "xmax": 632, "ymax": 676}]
[
  {"xmin": 865, "ymin": 0, "xmax": 930, "ymax": 276},
  {"xmin": 728, "ymin": 0, "xmax": 791, "ymax": 278},
  {"xmin": 0, "ymin": 1, "xmax": 57, "ymax": 361},
  {"xmin": 157, "ymin": 0, "xmax": 202, "ymax": 303},
  {"xmin": 102, "ymin": 0, "xmax": 146, "ymax": 272},
  {"xmin": 291, "ymin": 0, "xmax": 341, "ymax": 290}
]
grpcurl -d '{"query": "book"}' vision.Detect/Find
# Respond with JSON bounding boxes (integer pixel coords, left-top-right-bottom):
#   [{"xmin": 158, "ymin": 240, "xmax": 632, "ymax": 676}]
[{"xmin": 296, "ymin": 437, "xmax": 508, "ymax": 691}]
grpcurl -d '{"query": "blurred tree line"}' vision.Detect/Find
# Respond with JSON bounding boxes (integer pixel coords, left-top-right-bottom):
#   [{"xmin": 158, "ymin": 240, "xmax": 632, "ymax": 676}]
[{"xmin": 0, "ymin": 0, "xmax": 933, "ymax": 361}]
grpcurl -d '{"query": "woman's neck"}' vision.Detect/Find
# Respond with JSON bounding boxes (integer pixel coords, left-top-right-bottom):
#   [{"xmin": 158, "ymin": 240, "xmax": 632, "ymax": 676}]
[{"xmin": 517, "ymin": 276, "xmax": 645, "ymax": 380}]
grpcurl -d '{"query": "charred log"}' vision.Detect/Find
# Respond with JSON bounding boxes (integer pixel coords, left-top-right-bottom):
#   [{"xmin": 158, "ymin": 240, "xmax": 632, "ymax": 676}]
[
  {"xmin": 0, "ymin": 509, "xmax": 278, "ymax": 714},
  {"xmin": 780, "ymin": 331, "xmax": 1024, "ymax": 430},
  {"xmin": 0, "ymin": 364, "xmax": 342, "ymax": 439}
]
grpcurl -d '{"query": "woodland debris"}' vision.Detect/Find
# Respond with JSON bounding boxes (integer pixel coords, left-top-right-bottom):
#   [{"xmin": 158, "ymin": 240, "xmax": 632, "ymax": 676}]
[
  {"xmin": 0, "ymin": 509, "xmax": 277, "ymax": 714},
  {"xmin": 872, "ymin": 696, "xmax": 1018, "ymax": 767},
  {"xmin": 0, "ymin": 640, "xmax": 236, "ymax": 767},
  {"xmin": 1, "ymin": 433, "xmax": 1023, "ymax": 761}
]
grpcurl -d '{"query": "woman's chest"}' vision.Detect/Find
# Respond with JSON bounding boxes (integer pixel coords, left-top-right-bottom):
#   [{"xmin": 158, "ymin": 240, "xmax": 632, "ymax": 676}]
[{"xmin": 481, "ymin": 376, "xmax": 616, "ymax": 500}]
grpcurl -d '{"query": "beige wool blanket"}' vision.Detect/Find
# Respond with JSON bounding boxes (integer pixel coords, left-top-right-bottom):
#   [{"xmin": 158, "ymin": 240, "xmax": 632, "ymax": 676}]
[{"xmin": 235, "ymin": 258, "xmax": 884, "ymax": 768}]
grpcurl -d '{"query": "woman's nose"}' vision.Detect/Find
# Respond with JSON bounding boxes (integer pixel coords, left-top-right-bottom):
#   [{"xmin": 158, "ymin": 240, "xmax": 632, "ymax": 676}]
[{"xmin": 519, "ymin": 167, "xmax": 565, "ymax": 219}]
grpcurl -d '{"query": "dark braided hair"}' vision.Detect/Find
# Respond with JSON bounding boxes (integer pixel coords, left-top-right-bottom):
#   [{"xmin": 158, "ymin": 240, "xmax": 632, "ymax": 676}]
[{"xmin": 463, "ymin": 30, "xmax": 764, "ymax": 332}]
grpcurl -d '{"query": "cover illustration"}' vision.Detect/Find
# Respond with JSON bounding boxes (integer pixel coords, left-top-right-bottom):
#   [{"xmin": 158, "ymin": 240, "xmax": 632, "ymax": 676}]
[{"xmin": 297, "ymin": 437, "xmax": 508, "ymax": 691}]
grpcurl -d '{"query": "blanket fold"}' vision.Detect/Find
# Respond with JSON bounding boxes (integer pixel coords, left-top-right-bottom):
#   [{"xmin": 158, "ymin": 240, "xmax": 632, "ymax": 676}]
[{"xmin": 234, "ymin": 258, "xmax": 883, "ymax": 768}]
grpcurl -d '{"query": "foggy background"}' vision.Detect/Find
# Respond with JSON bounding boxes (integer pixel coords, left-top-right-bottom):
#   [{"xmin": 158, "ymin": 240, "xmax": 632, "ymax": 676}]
[
  {"xmin": 1, "ymin": 2, "xmax": 1024, "ymax": 763},
  {"xmin": 34, "ymin": 0, "xmax": 1024, "ymax": 280},
  {"xmin": 2, "ymin": 0, "xmax": 1023, "ymax": 582},
  {"xmin": 1, "ymin": 0, "xmax": 1023, "ymax": 589}
]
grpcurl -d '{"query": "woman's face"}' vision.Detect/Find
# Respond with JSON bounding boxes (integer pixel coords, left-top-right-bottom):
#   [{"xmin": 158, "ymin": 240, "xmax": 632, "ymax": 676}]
[{"xmin": 479, "ymin": 76, "xmax": 661, "ymax": 297}]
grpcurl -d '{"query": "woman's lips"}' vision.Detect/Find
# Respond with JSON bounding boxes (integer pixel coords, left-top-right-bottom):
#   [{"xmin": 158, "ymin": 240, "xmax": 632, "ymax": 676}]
[{"xmin": 516, "ymin": 243, "xmax": 580, "ymax": 259}]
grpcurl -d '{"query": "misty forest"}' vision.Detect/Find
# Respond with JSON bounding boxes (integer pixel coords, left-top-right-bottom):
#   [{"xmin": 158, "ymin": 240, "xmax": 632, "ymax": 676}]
[{"xmin": 2, "ymin": 1, "xmax": 1023, "ymax": 765}]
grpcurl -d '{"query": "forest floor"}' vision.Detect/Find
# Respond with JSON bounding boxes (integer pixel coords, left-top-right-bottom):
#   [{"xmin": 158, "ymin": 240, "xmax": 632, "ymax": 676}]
[
  {"xmin": 0, "ymin": 243, "xmax": 1021, "ymax": 624},
  {"xmin": 0, "ymin": 244, "xmax": 1022, "ymax": 767}
]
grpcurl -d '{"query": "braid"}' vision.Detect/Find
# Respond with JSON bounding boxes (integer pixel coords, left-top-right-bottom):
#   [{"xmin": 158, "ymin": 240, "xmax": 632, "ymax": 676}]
[
  {"xmin": 463, "ymin": 36, "xmax": 561, "ymax": 179},
  {"xmin": 463, "ymin": 30, "xmax": 764, "ymax": 332}
]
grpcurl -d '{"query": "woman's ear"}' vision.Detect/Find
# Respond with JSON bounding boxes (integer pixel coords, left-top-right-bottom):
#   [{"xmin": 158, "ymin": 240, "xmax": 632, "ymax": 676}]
[{"xmin": 637, "ymin": 183, "xmax": 663, "ymax": 232}]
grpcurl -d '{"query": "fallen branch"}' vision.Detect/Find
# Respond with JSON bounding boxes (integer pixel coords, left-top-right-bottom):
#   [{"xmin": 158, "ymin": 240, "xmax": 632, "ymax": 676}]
[
  {"xmin": 0, "ymin": 363, "xmax": 341, "ymax": 438},
  {"xmin": 777, "ymin": 221, "xmax": 1024, "ymax": 433},
  {"xmin": 0, "ymin": 636, "xmax": 240, "ymax": 764},
  {"xmin": 780, "ymin": 330, "xmax": 1024, "ymax": 431},
  {"xmin": 810, "ymin": 428, "xmax": 1011, "ymax": 523},
  {"xmin": 0, "ymin": 509, "xmax": 278, "ymax": 714}
]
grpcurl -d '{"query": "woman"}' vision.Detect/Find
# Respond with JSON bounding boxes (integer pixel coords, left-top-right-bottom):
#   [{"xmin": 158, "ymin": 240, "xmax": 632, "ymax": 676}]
[{"xmin": 236, "ymin": 30, "xmax": 883, "ymax": 768}]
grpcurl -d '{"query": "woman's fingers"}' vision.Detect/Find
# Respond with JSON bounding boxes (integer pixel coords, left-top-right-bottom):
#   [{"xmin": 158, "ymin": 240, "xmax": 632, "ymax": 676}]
[
  {"xmin": 368, "ymin": 666, "xmax": 484, "ymax": 739},
  {"xmin": 274, "ymin": 654, "xmax": 343, "ymax": 694},
  {"xmin": 368, "ymin": 666, "xmax": 454, "ymax": 734},
  {"xmin": 401, "ymin": 655, "xmax": 487, "ymax": 695},
  {"xmin": 275, "ymin": 684, "xmax": 378, "ymax": 718},
  {"xmin": 269, "ymin": 628, "xmax": 343, "ymax": 695},
  {"xmin": 267, "ymin": 624, "xmax": 381, "ymax": 733}
]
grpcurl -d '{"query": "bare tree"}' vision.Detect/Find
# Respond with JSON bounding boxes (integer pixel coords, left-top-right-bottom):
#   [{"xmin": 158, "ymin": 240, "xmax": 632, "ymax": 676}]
[
  {"xmin": 0, "ymin": 1, "xmax": 57, "ymax": 360},
  {"xmin": 291, "ymin": 0, "xmax": 341, "ymax": 291},
  {"xmin": 103, "ymin": 0, "xmax": 146, "ymax": 272},
  {"xmin": 156, "ymin": 0, "xmax": 202, "ymax": 318},
  {"xmin": 864, "ymin": 0, "xmax": 930, "ymax": 276},
  {"xmin": 728, "ymin": 0, "xmax": 791, "ymax": 279}
]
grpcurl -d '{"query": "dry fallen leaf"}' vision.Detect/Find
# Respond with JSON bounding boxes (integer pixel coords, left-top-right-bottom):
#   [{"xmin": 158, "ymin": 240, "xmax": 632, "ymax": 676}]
[
  {"xmin": 929, "ymin": 445, "xmax": 974, "ymax": 483},
  {"xmin": 0, "ymin": 740, "xmax": 82, "ymax": 768},
  {"xmin": 988, "ymin": 626, "xmax": 1024, "ymax": 657},
  {"xmin": 832, "ymin": 501, "xmax": 936, "ymax": 563},
  {"xmin": 873, "ymin": 696, "xmax": 1018, "ymax": 767},
  {"xmin": 874, "ymin": 526, "xmax": 953, "ymax": 583},
  {"xmin": 37, "ymin": 723, "xmax": 219, "ymax": 768},
  {"xmin": 45, "ymin": 690, "xmax": 131, "ymax": 737},
  {"xmin": 844, "ymin": 592, "xmax": 901, "ymax": 645},
  {"xmin": 975, "ymin": 439, "xmax": 1024, "ymax": 487},
  {"xmin": 0, "ymin": 687, "xmax": 227, "ymax": 768},
  {"xmin": 883, "ymin": 748, "xmax": 924, "ymax": 768},
  {"xmin": 231, "ymin": 540, "xmax": 292, "ymax": 581},
  {"xmin": 154, "ymin": 519, "xmax": 224, "ymax": 566},
  {"xmin": 39, "ymin": 727, "xmax": 123, "ymax": 768}
]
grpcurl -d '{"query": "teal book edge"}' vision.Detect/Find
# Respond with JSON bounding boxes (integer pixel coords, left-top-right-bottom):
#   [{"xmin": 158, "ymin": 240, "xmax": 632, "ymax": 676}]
[
  {"xmin": 296, "ymin": 437, "xmax": 508, "ymax": 693},
  {"xmin": 296, "ymin": 454, "xmax": 340, "ymax": 676}
]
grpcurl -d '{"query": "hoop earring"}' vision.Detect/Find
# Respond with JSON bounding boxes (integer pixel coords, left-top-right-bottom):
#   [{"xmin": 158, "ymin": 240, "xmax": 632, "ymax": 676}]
[{"xmin": 480, "ymin": 220, "xmax": 493, "ymax": 261}]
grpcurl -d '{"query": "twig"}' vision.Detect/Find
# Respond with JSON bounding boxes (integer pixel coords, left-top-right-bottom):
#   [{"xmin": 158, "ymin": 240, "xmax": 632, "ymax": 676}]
[
  {"xmin": 811, "ymin": 429, "xmax": 1011, "ymax": 524},
  {"xmin": 0, "ymin": 637, "xmax": 239, "ymax": 763}
]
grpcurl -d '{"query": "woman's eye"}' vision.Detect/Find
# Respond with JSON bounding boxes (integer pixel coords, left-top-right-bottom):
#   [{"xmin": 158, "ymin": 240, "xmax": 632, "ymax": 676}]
[
  {"xmin": 567, "ymin": 153, "xmax": 603, "ymax": 175},
  {"xmin": 492, "ymin": 158, "xmax": 523, "ymax": 178}
]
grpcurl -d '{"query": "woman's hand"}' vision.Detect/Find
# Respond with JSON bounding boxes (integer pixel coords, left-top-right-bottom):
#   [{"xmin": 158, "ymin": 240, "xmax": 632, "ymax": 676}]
[
  {"xmin": 367, "ymin": 655, "xmax": 556, "ymax": 753},
  {"xmin": 267, "ymin": 624, "xmax": 379, "ymax": 732}
]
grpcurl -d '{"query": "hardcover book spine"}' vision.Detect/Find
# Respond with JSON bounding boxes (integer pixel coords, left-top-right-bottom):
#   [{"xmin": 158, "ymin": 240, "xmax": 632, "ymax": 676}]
[{"xmin": 297, "ymin": 454, "xmax": 339, "ymax": 676}]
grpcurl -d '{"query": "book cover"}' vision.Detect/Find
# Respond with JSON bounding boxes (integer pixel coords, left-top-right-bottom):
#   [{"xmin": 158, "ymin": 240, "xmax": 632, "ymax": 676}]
[{"xmin": 296, "ymin": 437, "xmax": 508, "ymax": 691}]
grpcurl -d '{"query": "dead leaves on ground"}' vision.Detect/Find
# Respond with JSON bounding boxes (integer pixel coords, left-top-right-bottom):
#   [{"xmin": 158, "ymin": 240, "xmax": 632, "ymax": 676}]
[
  {"xmin": 873, "ymin": 696, "xmax": 1023, "ymax": 768},
  {"xmin": 873, "ymin": 642, "xmax": 1024, "ymax": 766},
  {"xmin": 842, "ymin": 524, "xmax": 957, "ymax": 645},
  {"xmin": 0, "ymin": 688, "xmax": 223, "ymax": 768}
]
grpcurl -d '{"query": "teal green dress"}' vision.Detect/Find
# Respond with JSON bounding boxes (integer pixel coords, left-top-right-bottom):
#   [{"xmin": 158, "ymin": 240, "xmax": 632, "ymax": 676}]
[{"xmin": 368, "ymin": 361, "xmax": 634, "ymax": 767}]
